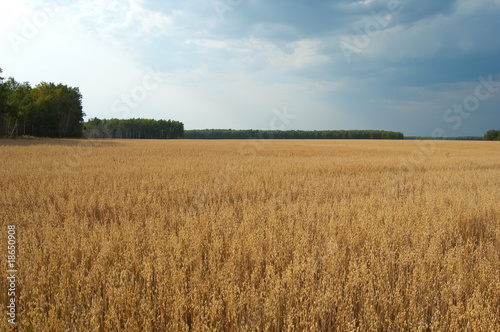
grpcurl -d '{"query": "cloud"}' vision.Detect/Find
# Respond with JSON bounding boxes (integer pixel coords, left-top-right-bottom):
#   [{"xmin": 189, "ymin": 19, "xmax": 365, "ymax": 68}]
[
  {"xmin": 65, "ymin": 0, "xmax": 173, "ymax": 49},
  {"xmin": 184, "ymin": 37, "xmax": 329, "ymax": 75}
]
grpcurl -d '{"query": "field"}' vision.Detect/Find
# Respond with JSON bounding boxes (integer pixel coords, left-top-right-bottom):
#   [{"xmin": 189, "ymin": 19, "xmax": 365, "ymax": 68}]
[{"xmin": 1, "ymin": 139, "xmax": 499, "ymax": 331}]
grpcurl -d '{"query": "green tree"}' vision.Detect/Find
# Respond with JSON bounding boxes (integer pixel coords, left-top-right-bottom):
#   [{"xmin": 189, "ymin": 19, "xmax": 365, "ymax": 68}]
[
  {"xmin": 0, "ymin": 68, "xmax": 9, "ymax": 136},
  {"xmin": 483, "ymin": 129, "xmax": 500, "ymax": 141},
  {"xmin": 31, "ymin": 82, "xmax": 85, "ymax": 137},
  {"xmin": 0, "ymin": 77, "xmax": 29, "ymax": 137},
  {"xmin": 5, "ymin": 78, "xmax": 33, "ymax": 136}
]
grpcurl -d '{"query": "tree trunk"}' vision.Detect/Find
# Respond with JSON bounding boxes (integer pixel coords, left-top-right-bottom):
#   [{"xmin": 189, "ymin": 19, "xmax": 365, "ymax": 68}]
[{"xmin": 9, "ymin": 119, "xmax": 18, "ymax": 138}]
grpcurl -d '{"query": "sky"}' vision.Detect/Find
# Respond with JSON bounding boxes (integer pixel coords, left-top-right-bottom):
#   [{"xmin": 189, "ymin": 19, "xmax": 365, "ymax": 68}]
[{"xmin": 1, "ymin": 0, "xmax": 499, "ymax": 136}]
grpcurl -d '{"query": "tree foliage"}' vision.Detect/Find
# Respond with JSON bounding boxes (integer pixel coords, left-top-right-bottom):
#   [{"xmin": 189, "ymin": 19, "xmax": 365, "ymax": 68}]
[
  {"xmin": 483, "ymin": 129, "xmax": 500, "ymax": 141},
  {"xmin": 184, "ymin": 129, "xmax": 404, "ymax": 140},
  {"xmin": 405, "ymin": 136, "xmax": 483, "ymax": 141},
  {"xmin": 83, "ymin": 118, "xmax": 184, "ymax": 139},
  {"xmin": 0, "ymin": 68, "xmax": 85, "ymax": 137}
]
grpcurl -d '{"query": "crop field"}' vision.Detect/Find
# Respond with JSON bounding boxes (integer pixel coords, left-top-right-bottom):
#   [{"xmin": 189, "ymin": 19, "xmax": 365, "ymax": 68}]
[{"xmin": 0, "ymin": 139, "xmax": 499, "ymax": 331}]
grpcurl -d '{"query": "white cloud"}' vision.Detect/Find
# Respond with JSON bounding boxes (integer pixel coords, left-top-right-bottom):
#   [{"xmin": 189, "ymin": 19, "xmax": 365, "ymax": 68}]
[
  {"xmin": 67, "ymin": 0, "xmax": 173, "ymax": 47},
  {"xmin": 287, "ymin": 39, "xmax": 329, "ymax": 68},
  {"xmin": 182, "ymin": 37, "xmax": 330, "ymax": 75},
  {"xmin": 185, "ymin": 39, "xmax": 250, "ymax": 53}
]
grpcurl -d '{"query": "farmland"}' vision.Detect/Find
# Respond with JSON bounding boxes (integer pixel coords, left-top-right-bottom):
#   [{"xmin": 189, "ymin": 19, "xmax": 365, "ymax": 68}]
[{"xmin": 1, "ymin": 139, "xmax": 499, "ymax": 331}]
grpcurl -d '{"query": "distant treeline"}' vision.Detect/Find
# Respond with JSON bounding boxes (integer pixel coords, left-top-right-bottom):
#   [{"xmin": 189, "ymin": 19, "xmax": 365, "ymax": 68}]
[
  {"xmin": 183, "ymin": 129, "xmax": 404, "ymax": 140},
  {"xmin": 83, "ymin": 118, "xmax": 184, "ymax": 139},
  {"xmin": 405, "ymin": 130, "xmax": 500, "ymax": 141},
  {"xmin": 405, "ymin": 136, "xmax": 483, "ymax": 141},
  {"xmin": 483, "ymin": 130, "xmax": 500, "ymax": 141},
  {"xmin": 0, "ymin": 68, "xmax": 84, "ymax": 138}
]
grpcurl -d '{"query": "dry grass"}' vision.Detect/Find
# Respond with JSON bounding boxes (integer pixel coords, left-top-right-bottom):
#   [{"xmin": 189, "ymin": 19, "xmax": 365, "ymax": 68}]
[{"xmin": 1, "ymin": 139, "xmax": 499, "ymax": 331}]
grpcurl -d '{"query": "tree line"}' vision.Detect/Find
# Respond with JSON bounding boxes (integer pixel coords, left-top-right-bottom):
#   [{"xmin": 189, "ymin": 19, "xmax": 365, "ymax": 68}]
[
  {"xmin": 0, "ymin": 67, "xmax": 84, "ymax": 138},
  {"xmin": 483, "ymin": 130, "xmax": 500, "ymax": 141},
  {"xmin": 183, "ymin": 129, "xmax": 404, "ymax": 140},
  {"xmin": 83, "ymin": 118, "xmax": 184, "ymax": 139},
  {"xmin": 405, "ymin": 136, "xmax": 483, "ymax": 141}
]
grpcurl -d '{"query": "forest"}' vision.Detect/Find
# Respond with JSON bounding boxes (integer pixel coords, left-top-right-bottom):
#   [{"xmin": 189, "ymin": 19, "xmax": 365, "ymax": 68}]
[
  {"xmin": 83, "ymin": 117, "xmax": 185, "ymax": 139},
  {"xmin": 0, "ymin": 68, "xmax": 84, "ymax": 138},
  {"xmin": 183, "ymin": 129, "xmax": 405, "ymax": 139}
]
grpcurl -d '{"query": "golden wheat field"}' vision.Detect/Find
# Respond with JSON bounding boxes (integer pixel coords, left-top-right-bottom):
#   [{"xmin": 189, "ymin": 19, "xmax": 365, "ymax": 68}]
[{"xmin": 0, "ymin": 138, "xmax": 499, "ymax": 331}]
